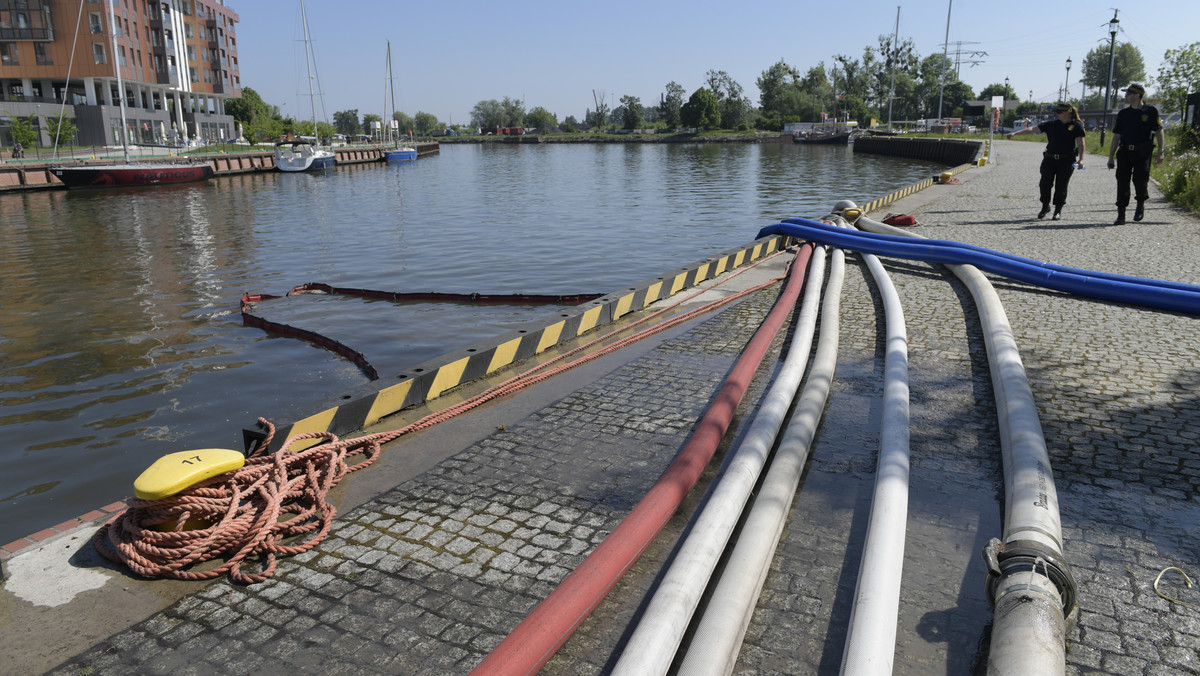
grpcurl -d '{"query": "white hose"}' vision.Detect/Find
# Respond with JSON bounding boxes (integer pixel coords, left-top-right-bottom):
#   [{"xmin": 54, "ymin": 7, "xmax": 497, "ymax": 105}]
[
  {"xmin": 610, "ymin": 246, "xmax": 828, "ymax": 676},
  {"xmin": 839, "ymin": 250, "xmax": 911, "ymax": 675},
  {"xmin": 855, "ymin": 214, "xmax": 1070, "ymax": 675},
  {"xmin": 676, "ymin": 248, "xmax": 846, "ymax": 676}
]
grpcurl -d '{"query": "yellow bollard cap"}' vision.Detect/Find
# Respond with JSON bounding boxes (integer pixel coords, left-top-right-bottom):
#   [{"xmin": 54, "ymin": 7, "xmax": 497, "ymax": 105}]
[{"xmin": 133, "ymin": 448, "xmax": 245, "ymax": 500}]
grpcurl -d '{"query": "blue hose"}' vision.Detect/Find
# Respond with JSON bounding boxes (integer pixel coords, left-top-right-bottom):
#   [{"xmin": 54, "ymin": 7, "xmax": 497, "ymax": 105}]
[{"xmin": 759, "ymin": 219, "xmax": 1200, "ymax": 315}]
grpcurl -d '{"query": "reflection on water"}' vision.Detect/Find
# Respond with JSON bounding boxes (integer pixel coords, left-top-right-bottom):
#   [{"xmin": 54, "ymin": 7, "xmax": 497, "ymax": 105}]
[{"xmin": 0, "ymin": 142, "xmax": 940, "ymax": 545}]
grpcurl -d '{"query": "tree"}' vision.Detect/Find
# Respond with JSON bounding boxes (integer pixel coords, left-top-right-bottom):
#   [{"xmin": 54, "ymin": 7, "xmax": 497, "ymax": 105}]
[
  {"xmin": 332, "ymin": 109, "xmax": 361, "ymax": 137},
  {"xmin": 470, "ymin": 99, "xmax": 504, "ymax": 128},
  {"xmin": 500, "ymin": 97, "xmax": 525, "ymax": 127},
  {"xmin": 619, "ymin": 95, "xmax": 643, "ymax": 130},
  {"xmin": 393, "ymin": 111, "xmax": 415, "ymax": 135},
  {"xmin": 43, "ymin": 114, "xmax": 78, "ymax": 146},
  {"xmin": 526, "ymin": 106, "xmax": 556, "ymax": 130},
  {"xmin": 1080, "ymin": 42, "xmax": 1146, "ymax": 108},
  {"xmin": 681, "ymin": 88, "xmax": 721, "ymax": 130},
  {"xmin": 362, "ymin": 113, "xmax": 382, "ymax": 138},
  {"xmin": 414, "ymin": 112, "xmax": 439, "ymax": 134},
  {"xmin": 225, "ymin": 86, "xmax": 273, "ymax": 127},
  {"xmin": 758, "ymin": 59, "xmax": 801, "ymax": 120},
  {"xmin": 1157, "ymin": 42, "xmax": 1200, "ymax": 113},
  {"xmin": 5, "ymin": 114, "xmax": 38, "ymax": 148},
  {"xmin": 590, "ymin": 90, "xmax": 610, "ymax": 129},
  {"xmin": 705, "ymin": 70, "xmax": 751, "ymax": 129},
  {"xmin": 661, "ymin": 81, "xmax": 686, "ymax": 129}
]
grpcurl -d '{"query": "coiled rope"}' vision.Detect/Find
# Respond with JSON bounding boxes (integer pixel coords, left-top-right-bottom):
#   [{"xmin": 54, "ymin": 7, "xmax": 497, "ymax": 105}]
[{"xmin": 95, "ymin": 249, "xmax": 792, "ymax": 583}]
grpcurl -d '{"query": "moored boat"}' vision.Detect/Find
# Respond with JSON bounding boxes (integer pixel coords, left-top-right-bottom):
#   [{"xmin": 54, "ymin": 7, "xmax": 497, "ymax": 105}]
[
  {"xmin": 274, "ymin": 140, "xmax": 337, "ymax": 172},
  {"xmin": 52, "ymin": 163, "xmax": 214, "ymax": 188},
  {"xmin": 275, "ymin": 0, "xmax": 337, "ymax": 174},
  {"xmin": 385, "ymin": 147, "xmax": 417, "ymax": 162}
]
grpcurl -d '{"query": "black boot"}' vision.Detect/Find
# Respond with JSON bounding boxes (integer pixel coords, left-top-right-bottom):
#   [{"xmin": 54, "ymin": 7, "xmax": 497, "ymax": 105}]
[
  {"xmin": 1134, "ymin": 200, "xmax": 1145, "ymax": 221},
  {"xmin": 1038, "ymin": 203, "xmax": 1050, "ymax": 219},
  {"xmin": 1052, "ymin": 205, "xmax": 1062, "ymax": 220},
  {"xmin": 1114, "ymin": 207, "xmax": 1126, "ymax": 225}
]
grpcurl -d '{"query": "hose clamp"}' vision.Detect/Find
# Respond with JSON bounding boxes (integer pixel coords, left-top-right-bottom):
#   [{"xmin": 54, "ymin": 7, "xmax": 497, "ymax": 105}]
[{"xmin": 982, "ymin": 537, "xmax": 1078, "ymax": 615}]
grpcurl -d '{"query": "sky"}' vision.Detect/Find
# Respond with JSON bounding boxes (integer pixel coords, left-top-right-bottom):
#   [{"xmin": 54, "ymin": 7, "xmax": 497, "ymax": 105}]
[{"xmin": 232, "ymin": 1, "xmax": 1200, "ymax": 127}]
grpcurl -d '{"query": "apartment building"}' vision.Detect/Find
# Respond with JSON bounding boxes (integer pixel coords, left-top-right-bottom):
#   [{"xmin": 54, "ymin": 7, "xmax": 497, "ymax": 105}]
[{"xmin": 1, "ymin": 0, "xmax": 240, "ymax": 149}]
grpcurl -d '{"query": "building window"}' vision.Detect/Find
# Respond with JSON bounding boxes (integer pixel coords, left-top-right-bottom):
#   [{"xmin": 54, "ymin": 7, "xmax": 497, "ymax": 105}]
[
  {"xmin": 0, "ymin": 42, "xmax": 18, "ymax": 66},
  {"xmin": 189, "ymin": 66, "xmax": 197, "ymax": 82},
  {"xmin": 89, "ymin": 12, "xmax": 103, "ymax": 34},
  {"xmin": 118, "ymin": 45, "xmax": 126, "ymax": 67},
  {"xmin": 186, "ymin": 44, "xmax": 194, "ymax": 60},
  {"xmin": 35, "ymin": 43, "xmax": 52, "ymax": 66},
  {"xmin": 93, "ymin": 42, "xmax": 106, "ymax": 64},
  {"xmin": 184, "ymin": 22, "xmax": 192, "ymax": 38}
]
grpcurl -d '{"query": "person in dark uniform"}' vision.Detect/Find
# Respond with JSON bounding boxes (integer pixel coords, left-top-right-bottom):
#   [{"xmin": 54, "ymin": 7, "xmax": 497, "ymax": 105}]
[
  {"xmin": 1007, "ymin": 103, "xmax": 1086, "ymax": 220},
  {"xmin": 1106, "ymin": 83, "xmax": 1166, "ymax": 224}
]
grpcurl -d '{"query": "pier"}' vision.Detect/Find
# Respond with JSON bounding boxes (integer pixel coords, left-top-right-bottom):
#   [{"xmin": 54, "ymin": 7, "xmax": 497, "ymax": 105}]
[
  {"xmin": 2, "ymin": 140, "xmax": 1197, "ymax": 674},
  {"xmin": 0, "ymin": 142, "xmax": 439, "ymax": 192}
]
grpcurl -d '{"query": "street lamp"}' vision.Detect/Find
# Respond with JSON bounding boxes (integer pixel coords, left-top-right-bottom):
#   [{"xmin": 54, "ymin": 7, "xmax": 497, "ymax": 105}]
[
  {"xmin": 1003, "ymin": 77, "xmax": 1009, "ymax": 129},
  {"xmin": 1101, "ymin": 10, "xmax": 1119, "ymax": 147},
  {"xmin": 1063, "ymin": 57, "xmax": 1072, "ymax": 103}
]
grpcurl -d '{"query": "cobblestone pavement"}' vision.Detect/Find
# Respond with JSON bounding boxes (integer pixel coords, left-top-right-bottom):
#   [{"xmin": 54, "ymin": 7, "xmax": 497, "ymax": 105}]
[{"xmin": 23, "ymin": 140, "xmax": 1200, "ymax": 675}]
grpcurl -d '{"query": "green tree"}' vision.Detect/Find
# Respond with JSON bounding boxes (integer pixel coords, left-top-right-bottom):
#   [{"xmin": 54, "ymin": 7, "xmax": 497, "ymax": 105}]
[
  {"xmin": 332, "ymin": 110, "xmax": 361, "ymax": 137},
  {"xmin": 500, "ymin": 97, "xmax": 525, "ymax": 127},
  {"xmin": 1080, "ymin": 42, "xmax": 1146, "ymax": 108},
  {"xmin": 362, "ymin": 113, "xmax": 382, "ymax": 138},
  {"xmin": 681, "ymin": 88, "xmax": 721, "ymax": 130},
  {"xmin": 393, "ymin": 111, "xmax": 415, "ymax": 135},
  {"xmin": 526, "ymin": 106, "xmax": 556, "ymax": 130},
  {"xmin": 1157, "ymin": 42, "xmax": 1200, "ymax": 113},
  {"xmin": 661, "ymin": 81, "xmax": 686, "ymax": 129},
  {"xmin": 757, "ymin": 59, "xmax": 801, "ymax": 120},
  {"xmin": 43, "ymin": 114, "xmax": 78, "ymax": 146},
  {"xmin": 226, "ymin": 86, "xmax": 272, "ymax": 126},
  {"xmin": 414, "ymin": 112, "xmax": 439, "ymax": 134},
  {"xmin": 471, "ymin": 99, "xmax": 504, "ymax": 128},
  {"xmin": 5, "ymin": 114, "xmax": 38, "ymax": 148},
  {"xmin": 619, "ymin": 95, "xmax": 643, "ymax": 129},
  {"xmin": 705, "ymin": 70, "xmax": 750, "ymax": 129}
]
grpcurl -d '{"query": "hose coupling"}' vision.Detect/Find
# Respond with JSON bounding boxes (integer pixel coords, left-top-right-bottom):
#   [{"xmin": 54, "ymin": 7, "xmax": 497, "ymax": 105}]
[{"xmin": 982, "ymin": 537, "xmax": 1078, "ymax": 616}]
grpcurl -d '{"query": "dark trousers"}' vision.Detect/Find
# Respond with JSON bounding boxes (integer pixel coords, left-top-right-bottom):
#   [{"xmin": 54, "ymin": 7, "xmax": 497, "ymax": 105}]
[
  {"xmin": 1115, "ymin": 149, "xmax": 1151, "ymax": 208},
  {"xmin": 1038, "ymin": 156, "xmax": 1075, "ymax": 207}
]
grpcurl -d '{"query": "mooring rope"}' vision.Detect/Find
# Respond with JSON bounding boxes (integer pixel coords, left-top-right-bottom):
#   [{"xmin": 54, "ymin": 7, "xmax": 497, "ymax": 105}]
[{"xmin": 95, "ymin": 249, "xmax": 791, "ymax": 583}]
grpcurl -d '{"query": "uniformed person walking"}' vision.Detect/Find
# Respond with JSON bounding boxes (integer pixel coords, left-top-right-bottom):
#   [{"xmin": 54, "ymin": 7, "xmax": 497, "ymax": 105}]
[
  {"xmin": 1007, "ymin": 103, "xmax": 1086, "ymax": 220},
  {"xmin": 1106, "ymin": 83, "xmax": 1166, "ymax": 224}
]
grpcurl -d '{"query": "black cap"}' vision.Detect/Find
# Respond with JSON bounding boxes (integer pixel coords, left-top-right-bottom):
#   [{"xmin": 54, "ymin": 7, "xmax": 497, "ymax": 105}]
[{"xmin": 1123, "ymin": 83, "xmax": 1145, "ymax": 96}]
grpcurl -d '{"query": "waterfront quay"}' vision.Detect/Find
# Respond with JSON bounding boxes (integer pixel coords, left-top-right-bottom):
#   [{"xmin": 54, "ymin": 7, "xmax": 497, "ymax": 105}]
[
  {"xmin": 2, "ymin": 139, "xmax": 1198, "ymax": 674},
  {"xmin": 0, "ymin": 142, "xmax": 439, "ymax": 191}
]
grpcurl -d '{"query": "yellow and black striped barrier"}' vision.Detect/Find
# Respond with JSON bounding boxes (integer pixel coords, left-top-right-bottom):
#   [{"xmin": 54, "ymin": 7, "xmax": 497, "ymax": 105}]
[{"xmin": 247, "ymin": 235, "xmax": 787, "ymax": 452}]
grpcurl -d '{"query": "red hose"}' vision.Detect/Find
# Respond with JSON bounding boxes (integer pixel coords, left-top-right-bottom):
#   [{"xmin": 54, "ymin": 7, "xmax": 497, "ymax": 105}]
[{"xmin": 469, "ymin": 244, "xmax": 815, "ymax": 676}]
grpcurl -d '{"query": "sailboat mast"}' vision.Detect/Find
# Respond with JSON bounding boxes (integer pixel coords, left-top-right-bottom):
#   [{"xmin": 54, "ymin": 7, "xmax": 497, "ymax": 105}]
[
  {"xmin": 387, "ymin": 41, "xmax": 398, "ymax": 146},
  {"xmin": 382, "ymin": 42, "xmax": 390, "ymax": 144},
  {"xmin": 109, "ymin": 0, "xmax": 130, "ymax": 162},
  {"xmin": 300, "ymin": 0, "xmax": 317, "ymax": 141}
]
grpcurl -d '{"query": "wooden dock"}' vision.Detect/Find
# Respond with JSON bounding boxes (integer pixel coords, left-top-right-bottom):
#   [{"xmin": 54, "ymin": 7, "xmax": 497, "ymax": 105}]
[{"xmin": 0, "ymin": 142, "xmax": 439, "ymax": 192}]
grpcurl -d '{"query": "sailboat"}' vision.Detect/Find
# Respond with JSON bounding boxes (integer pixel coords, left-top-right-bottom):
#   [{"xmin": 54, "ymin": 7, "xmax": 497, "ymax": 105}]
[
  {"xmin": 382, "ymin": 41, "xmax": 417, "ymax": 163},
  {"xmin": 275, "ymin": 0, "xmax": 337, "ymax": 172},
  {"xmin": 52, "ymin": 0, "xmax": 213, "ymax": 188}
]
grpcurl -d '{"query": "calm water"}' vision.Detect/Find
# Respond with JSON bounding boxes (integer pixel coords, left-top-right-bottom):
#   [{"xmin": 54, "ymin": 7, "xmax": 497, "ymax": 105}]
[{"xmin": 0, "ymin": 142, "xmax": 940, "ymax": 545}]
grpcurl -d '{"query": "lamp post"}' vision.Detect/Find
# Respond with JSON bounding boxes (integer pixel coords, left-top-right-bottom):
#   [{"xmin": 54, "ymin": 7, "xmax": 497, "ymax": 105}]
[
  {"xmin": 1101, "ymin": 10, "xmax": 1119, "ymax": 147},
  {"xmin": 1063, "ymin": 57, "xmax": 1072, "ymax": 103},
  {"xmin": 1003, "ymin": 77, "xmax": 1009, "ymax": 130}
]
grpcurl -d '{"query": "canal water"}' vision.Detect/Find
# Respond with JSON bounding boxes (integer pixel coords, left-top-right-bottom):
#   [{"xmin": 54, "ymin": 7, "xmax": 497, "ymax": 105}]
[{"xmin": 0, "ymin": 141, "xmax": 941, "ymax": 546}]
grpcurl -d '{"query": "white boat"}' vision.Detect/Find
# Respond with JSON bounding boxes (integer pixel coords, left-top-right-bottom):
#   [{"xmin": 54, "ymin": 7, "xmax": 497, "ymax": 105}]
[
  {"xmin": 382, "ymin": 41, "xmax": 417, "ymax": 163},
  {"xmin": 275, "ymin": 0, "xmax": 336, "ymax": 173},
  {"xmin": 274, "ymin": 139, "xmax": 337, "ymax": 171}
]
